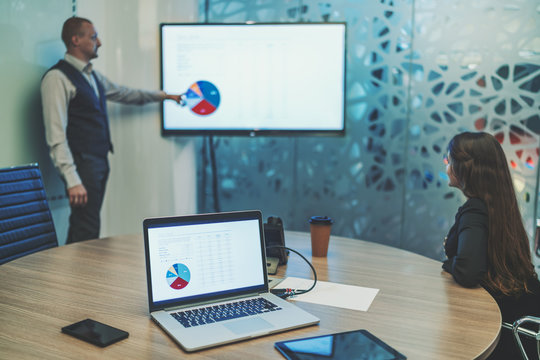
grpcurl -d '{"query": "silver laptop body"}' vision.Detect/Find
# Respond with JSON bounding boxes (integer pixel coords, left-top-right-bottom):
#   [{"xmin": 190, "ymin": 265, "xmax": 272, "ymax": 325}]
[{"xmin": 143, "ymin": 210, "xmax": 319, "ymax": 352}]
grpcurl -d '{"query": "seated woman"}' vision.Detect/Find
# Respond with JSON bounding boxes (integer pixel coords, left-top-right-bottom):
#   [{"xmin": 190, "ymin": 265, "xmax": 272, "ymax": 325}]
[{"xmin": 442, "ymin": 132, "xmax": 540, "ymax": 359}]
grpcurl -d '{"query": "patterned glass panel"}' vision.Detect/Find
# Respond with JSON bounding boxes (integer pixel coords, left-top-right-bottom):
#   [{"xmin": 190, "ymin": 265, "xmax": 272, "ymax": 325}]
[
  {"xmin": 405, "ymin": 0, "xmax": 540, "ymax": 259},
  {"xmin": 198, "ymin": 0, "xmax": 540, "ymax": 265}
]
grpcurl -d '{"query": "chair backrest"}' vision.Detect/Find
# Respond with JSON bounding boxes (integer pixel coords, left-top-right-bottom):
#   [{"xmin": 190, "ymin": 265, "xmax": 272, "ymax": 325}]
[
  {"xmin": 0, "ymin": 163, "xmax": 58, "ymax": 265},
  {"xmin": 501, "ymin": 282, "xmax": 540, "ymax": 360}
]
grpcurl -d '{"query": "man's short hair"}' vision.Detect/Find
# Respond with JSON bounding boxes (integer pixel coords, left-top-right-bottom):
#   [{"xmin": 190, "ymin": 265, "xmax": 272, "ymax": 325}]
[{"xmin": 61, "ymin": 17, "xmax": 92, "ymax": 49}]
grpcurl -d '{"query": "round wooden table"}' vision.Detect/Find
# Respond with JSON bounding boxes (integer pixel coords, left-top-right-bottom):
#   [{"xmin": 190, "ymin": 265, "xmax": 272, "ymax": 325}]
[{"xmin": 0, "ymin": 231, "xmax": 500, "ymax": 359}]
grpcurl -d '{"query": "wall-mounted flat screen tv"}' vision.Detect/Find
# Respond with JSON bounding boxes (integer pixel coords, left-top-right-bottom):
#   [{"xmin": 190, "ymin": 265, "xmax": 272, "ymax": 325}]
[{"xmin": 160, "ymin": 22, "xmax": 346, "ymax": 136}]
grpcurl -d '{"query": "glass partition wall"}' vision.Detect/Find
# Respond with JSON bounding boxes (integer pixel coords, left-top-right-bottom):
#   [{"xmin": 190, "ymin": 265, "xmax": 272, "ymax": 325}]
[{"xmin": 195, "ymin": 0, "xmax": 540, "ymax": 270}]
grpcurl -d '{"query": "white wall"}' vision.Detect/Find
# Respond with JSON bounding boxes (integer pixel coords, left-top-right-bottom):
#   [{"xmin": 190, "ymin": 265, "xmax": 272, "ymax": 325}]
[
  {"xmin": 0, "ymin": 0, "xmax": 74, "ymax": 244},
  {"xmin": 77, "ymin": 0, "xmax": 199, "ymax": 238},
  {"xmin": 0, "ymin": 0, "xmax": 198, "ymax": 245}
]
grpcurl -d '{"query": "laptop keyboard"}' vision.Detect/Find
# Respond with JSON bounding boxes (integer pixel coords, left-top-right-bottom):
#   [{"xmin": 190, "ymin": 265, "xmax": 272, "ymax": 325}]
[{"xmin": 171, "ymin": 297, "xmax": 282, "ymax": 328}]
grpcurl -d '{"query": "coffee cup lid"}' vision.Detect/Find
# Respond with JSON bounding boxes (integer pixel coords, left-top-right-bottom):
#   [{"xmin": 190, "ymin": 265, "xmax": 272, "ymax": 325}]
[{"xmin": 309, "ymin": 216, "xmax": 334, "ymax": 225}]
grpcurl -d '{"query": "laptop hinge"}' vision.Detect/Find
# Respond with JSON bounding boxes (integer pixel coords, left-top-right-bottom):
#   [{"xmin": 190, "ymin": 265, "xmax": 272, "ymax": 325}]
[{"xmin": 163, "ymin": 291, "xmax": 263, "ymax": 312}]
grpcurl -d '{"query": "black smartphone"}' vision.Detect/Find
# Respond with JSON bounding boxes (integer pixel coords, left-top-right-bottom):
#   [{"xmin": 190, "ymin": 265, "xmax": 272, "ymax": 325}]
[
  {"xmin": 275, "ymin": 329, "xmax": 406, "ymax": 360},
  {"xmin": 61, "ymin": 319, "xmax": 129, "ymax": 347}
]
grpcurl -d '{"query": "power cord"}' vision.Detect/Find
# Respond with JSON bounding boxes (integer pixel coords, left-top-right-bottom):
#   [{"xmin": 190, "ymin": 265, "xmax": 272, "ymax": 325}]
[{"xmin": 267, "ymin": 245, "xmax": 317, "ymax": 299}]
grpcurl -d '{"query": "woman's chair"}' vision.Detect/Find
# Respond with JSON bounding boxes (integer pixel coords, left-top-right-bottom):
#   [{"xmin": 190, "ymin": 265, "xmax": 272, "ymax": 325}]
[
  {"xmin": 502, "ymin": 316, "xmax": 540, "ymax": 360},
  {"xmin": 0, "ymin": 163, "xmax": 58, "ymax": 265}
]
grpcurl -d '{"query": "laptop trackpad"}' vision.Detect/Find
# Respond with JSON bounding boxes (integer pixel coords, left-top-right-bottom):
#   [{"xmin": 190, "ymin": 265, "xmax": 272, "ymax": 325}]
[{"xmin": 223, "ymin": 317, "xmax": 273, "ymax": 334}]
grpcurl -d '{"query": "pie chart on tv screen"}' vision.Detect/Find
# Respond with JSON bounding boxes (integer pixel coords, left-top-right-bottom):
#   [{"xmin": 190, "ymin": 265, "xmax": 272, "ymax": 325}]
[
  {"xmin": 166, "ymin": 263, "xmax": 191, "ymax": 290},
  {"xmin": 185, "ymin": 80, "xmax": 220, "ymax": 116}
]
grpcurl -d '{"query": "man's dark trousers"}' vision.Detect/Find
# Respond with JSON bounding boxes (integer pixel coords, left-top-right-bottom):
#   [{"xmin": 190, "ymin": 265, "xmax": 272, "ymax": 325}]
[{"xmin": 66, "ymin": 152, "xmax": 109, "ymax": 244}]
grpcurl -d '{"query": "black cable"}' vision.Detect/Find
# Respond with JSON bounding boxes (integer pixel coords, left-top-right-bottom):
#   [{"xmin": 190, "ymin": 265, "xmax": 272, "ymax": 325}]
[{"xmin": 267, "ymin": 245, "xmax": 317, "ymax": 299}]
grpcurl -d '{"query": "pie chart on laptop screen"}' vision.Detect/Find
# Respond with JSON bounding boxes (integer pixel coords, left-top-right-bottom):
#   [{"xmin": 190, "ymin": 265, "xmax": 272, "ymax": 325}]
[{"xmin": 166, "ymin": 263, "xmax": 191, "ymax": 290}]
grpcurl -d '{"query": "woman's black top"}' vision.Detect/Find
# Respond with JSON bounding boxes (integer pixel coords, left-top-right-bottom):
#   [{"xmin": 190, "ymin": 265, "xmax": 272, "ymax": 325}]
[
  {"xmin": 442, "ymin": 198, "xmax": 540, "ymax": 359},
  {"xmin": 443, "ymin": 197, "xmax": 489, "ymax": 287}
]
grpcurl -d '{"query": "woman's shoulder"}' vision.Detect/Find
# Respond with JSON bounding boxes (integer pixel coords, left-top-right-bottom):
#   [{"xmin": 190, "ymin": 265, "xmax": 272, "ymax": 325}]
[
  {"xmin": 463, "ymin": 197, "xmax": 487, "ymax": 210},
  {"xmin": 457, "ymin": 198, "xmax": 488, "ymax": 216}
]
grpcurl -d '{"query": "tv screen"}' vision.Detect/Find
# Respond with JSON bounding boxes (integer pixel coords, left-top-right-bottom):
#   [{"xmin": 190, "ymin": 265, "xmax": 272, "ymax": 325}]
[{"xmin": 160, "ymin": 22, "xmax": 346, "ymax": 136}]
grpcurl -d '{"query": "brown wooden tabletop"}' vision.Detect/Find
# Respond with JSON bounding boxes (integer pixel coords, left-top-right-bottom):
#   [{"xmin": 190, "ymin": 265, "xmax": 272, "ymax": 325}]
[{"xmin": 0, "ymin": 231, "xmax": 500, "ymax": 359}]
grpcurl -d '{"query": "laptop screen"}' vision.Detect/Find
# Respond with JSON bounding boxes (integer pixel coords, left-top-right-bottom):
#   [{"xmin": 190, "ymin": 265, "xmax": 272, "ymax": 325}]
[{"xmin": 143, "ymin": 211, "xmax": 268, "ymax": 311}]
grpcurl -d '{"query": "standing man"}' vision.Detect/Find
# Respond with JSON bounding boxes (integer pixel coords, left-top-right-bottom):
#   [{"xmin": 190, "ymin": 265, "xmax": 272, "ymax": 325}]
[{"xmin": 41, "ymin": 17, "xmax": 182, "ymax": 244}]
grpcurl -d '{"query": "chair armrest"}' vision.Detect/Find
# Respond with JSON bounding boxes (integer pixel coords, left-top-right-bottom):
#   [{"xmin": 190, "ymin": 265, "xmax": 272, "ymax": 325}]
[
  {"xmin": 512, "ymin": 316, "xmax": 540, "ymax": 341},
  {"xmin": 509, "ymin": 316, "xmax": 540, "ymax": 360}
]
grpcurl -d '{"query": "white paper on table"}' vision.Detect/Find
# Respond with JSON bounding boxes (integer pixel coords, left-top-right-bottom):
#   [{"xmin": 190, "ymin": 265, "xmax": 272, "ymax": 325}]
[{"xmin": 276, "ymin": 276, "xmax": 379, "ymax": 312}]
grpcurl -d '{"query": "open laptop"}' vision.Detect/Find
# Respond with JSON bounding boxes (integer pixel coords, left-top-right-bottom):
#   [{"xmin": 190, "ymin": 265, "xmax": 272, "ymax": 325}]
[{"xmin": 143, "ymin": 210, "xmax": 319, "ymax": 352}]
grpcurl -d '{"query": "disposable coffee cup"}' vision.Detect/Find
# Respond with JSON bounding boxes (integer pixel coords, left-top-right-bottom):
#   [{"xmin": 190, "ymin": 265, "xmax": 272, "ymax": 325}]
[{"xmin": 309, "ymin": 216, "xmax": 333, "ymax": 257}]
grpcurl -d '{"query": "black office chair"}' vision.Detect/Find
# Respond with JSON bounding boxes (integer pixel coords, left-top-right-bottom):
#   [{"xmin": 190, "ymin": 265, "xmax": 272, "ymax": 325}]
[
  {"xmin": 497, "ymin": 277, "xmax": 540, "ymax": 360},
  {"xmin": 0, "ymin": 163, "xmax": 58, "ymax": 265},
  {"xmin": 501, "ymin": 316, "xmax": 540, "ymax": 360}
]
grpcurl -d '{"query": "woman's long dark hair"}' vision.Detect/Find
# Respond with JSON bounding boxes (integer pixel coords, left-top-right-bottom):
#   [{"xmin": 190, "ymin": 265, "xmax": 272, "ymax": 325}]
[{"xmin": 448, "ymin": 132, "xmax": 536, "ymax": 296}]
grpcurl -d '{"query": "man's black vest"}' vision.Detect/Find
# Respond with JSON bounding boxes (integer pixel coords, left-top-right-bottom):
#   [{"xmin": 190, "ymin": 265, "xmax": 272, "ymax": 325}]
[{"xmin": 49, "ymin": 60, "xmax": 112, "ymax": 157}]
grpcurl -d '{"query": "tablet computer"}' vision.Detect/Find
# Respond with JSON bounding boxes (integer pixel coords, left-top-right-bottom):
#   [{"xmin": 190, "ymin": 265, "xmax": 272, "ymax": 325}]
[{"xmin": 275, "ymin": 329, "xmax": 406, "ymax": 360}]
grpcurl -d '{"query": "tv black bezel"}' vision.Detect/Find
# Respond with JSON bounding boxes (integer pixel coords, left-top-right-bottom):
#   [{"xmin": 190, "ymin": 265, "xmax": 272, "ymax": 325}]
[{"xmin": 159, "ymin": 22, "xmax": 347, "ymax": 137}]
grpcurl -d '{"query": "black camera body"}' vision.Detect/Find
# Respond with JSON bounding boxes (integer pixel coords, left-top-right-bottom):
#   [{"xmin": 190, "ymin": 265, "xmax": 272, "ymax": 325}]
[{"xmin": 264, "ymin": 216, "xmax": 288, "ymax": 265}]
